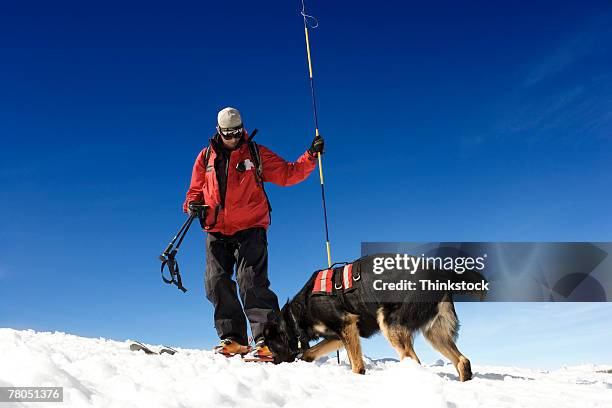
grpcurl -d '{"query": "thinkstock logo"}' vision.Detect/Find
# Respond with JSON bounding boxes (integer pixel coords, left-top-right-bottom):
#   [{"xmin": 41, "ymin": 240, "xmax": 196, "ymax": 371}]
[
  {"xmin": 361, "ymin": 242, "xmax": 612, "ymax": 302},
  {"xmin": 372, "ymin": 253, "xmax": 487, "ymax": 275}
]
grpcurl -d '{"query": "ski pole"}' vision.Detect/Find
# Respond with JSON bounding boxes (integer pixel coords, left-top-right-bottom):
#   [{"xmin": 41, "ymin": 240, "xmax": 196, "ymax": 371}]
[
  {"xmin": 159, "ymin": 214, "xmax": 195, "ymax": 293},
  {"xmin": 162, "ymin": 213, "xmax": 196, "ymax": 257},
  {"xmin": 300, "ymin": 0, "xmax": 338, "ymax": 364},
  {"xmin": 159, "ymin": 204, "xmax": 208, "ymax": 292}
]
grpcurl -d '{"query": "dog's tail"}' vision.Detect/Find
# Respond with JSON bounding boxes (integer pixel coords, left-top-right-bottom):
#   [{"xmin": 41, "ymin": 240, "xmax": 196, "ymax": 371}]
[{"xmin": 451, "ymin": 269, "xmax": 488, "ymax": 301}]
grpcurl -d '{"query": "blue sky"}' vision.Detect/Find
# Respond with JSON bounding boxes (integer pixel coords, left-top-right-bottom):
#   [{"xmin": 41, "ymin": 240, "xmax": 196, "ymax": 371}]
[{"xmin": 1, "ymin": 0, "xmax": 611, "ymax": 368}]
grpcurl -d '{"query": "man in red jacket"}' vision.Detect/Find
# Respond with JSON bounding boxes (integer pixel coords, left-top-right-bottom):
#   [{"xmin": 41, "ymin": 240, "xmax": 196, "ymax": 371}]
[{"xmin": 184, "ymin": 107, "xmax": 323, "ymax": 360}]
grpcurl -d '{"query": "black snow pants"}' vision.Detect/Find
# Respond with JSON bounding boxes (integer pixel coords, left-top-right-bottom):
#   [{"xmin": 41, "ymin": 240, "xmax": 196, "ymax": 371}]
[{"xmin": 205, "ymin": 227, "xmax": 280, "ymax": 346}]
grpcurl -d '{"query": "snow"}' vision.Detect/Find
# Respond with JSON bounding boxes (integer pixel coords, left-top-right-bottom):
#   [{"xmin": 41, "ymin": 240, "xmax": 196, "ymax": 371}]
[{"xmin": 0, "ymin": 328, "xmax": 611, "ymax": 408}]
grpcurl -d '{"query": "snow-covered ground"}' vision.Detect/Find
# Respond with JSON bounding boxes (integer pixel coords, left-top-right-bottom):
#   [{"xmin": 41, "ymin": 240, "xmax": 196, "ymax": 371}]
[{"xmin": 0, "ymin": 328, "xmax": 610, "ymax": 408}]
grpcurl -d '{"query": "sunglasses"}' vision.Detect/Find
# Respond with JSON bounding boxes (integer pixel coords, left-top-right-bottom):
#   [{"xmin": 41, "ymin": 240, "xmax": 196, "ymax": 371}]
[{"xmin": 219, "ymin": 126, "xmax": 244, "ymax": 140}]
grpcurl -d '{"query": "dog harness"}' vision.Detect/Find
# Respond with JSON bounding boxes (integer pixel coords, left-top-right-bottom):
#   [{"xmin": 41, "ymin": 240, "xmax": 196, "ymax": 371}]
[{"xmin": 312, "ymin": 262, "xmax": 361, "ymax": 295}]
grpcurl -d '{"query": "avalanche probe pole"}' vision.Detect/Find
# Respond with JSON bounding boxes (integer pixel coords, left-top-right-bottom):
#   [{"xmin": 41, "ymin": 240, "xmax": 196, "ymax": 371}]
[{"xmin": 300, "ymin": 0, "xmax": 338, "ymax": 364}]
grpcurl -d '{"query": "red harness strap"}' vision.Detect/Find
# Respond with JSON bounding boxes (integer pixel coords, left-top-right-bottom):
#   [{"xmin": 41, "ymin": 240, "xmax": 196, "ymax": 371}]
[
  {"xmin": 342, "ymin": 263, "xmax": 353, "ymax": 290},
  {"xmin": 312, "ymin": 263, "xmax": 355, "ymax": 294},
  {"xmin": 313, "ymin": 268, "xmax": 334, "ymax": 294}
]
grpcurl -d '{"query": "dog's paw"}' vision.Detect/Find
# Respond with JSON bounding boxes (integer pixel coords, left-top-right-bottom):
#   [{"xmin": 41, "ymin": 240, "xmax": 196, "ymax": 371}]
[
  {"xmin": 352, "ymin": 366, "xmax": 366, "ymax": 375},
  {"xmin": 457, "ymin": 357, "xmax": 472, "ymax": 382},
  {"xmin": 300, "ymin": 353, "xmax": 315, "ymax": 363}
]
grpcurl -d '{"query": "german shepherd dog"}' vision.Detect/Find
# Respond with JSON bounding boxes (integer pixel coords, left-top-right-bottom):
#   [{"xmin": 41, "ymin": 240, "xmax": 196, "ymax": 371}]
[{"xmin": 264, "ymin": 254, "xmax": 487, "ymax": 381}]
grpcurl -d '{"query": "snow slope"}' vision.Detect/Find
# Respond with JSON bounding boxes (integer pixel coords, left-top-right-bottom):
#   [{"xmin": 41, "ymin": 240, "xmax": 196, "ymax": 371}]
[{"xmin": 0, "ymin": 328, "xmax": 610, "ymax": 408}]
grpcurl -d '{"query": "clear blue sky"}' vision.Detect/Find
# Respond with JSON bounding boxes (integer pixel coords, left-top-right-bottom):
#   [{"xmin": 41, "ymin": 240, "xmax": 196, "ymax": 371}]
[{"xmin": 1, "ymin": 0, "xmax": 611, "ymax": 368}]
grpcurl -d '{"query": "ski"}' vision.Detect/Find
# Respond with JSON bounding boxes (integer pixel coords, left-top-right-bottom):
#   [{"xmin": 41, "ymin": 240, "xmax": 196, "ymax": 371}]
[
  {"xmin": 242, "ymin": 355, "xmax": 274, "ymax": 363},
  {"xmin": 129, "ymin": 341, "xmax": 271, "ymax": 362},
  {"xmin": 214, "ymin": 346, "xmax": 251, "ymax": 359},
  {"xmin": 217, "ymin": 352, "xmax": 272, "ymax": 363},
  {"xmin": 129, "ymin": 341, "xmax": 177, "ymax": 355},
  {"xmin": 213, "ymin": 347, "xmax": 272, "ymax": 362}
]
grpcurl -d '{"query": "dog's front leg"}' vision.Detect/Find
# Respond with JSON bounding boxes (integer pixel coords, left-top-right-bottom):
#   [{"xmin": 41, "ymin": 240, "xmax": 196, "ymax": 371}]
[
  {"xmin": 340, "ymin": 315, "xmax": 366, "ymax": 375},
  {"xmin": 301, "ymin": 338, "xmax": 343, "ymax": 362}
]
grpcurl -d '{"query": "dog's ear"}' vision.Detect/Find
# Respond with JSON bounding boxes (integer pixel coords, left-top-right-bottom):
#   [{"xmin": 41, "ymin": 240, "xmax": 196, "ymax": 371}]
[{"xmin": 290, "ymin": 300, "xmax": 305, "ymax": 319}]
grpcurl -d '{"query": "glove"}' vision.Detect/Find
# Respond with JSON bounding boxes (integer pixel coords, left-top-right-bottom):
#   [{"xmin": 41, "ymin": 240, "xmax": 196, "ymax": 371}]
[
  {"xmin": 308, "ymin": 134, "xmax": 324, "ymax": 157},
  {"xmin": 188, "ymin": 200, "xmax": 204, "ymax": 217}
]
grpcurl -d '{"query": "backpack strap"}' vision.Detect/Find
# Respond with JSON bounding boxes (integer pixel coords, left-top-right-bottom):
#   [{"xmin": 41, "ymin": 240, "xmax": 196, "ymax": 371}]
[
  {"xmin": 196, "ymin": 145, "xmax": 220, "ymax": 230},
  {"xmin": 247, "ymin": 138, "xmax": 273, "ymax": 219},
  {"xmin": 201, "ymin": 145, "xmax": 212, "ymax": 169},
  {"xmin": 248, "ymin": 140, "xmax": 264, "ymax": 186}
]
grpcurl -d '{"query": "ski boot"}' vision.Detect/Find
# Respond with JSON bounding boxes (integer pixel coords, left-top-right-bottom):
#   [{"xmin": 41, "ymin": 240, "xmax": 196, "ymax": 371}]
[
  {"xmin": 214, "ymin": 337, "xmax": 250, "ymax": 357},
  {"xmin": 243, "ymin": 337, "xmax": 274, "ymax": 363}
]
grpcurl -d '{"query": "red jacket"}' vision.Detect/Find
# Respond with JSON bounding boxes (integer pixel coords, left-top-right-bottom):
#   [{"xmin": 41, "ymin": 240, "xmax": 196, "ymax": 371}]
[{"xmin": 183, "ymin": 133, "xmax": 317, "ymax": 235}]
